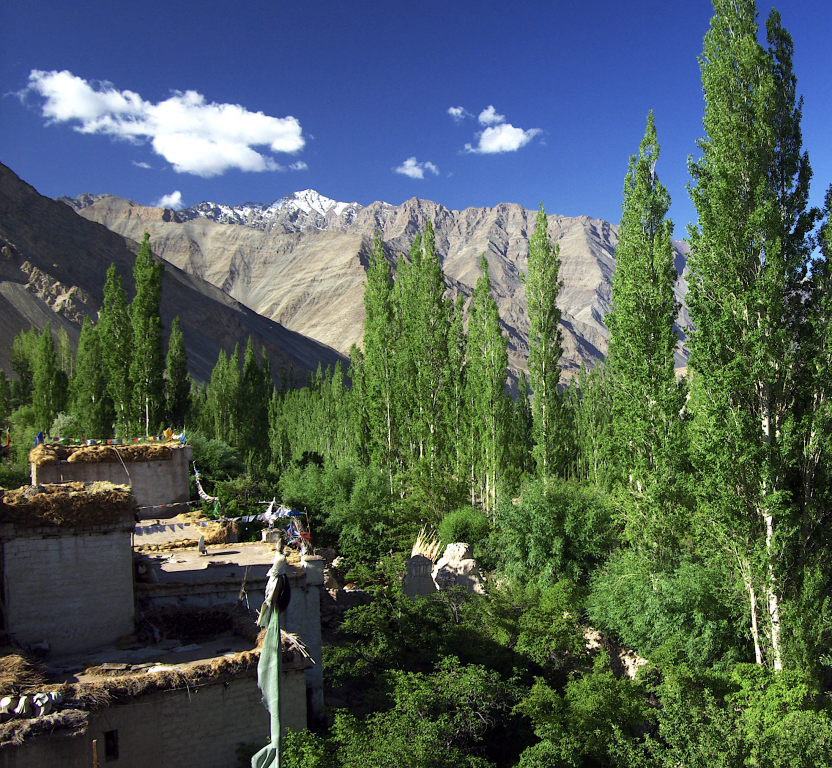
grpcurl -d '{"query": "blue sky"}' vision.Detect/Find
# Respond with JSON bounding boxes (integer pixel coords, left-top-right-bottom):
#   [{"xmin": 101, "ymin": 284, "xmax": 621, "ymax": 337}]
[{"xmin": 2, "ymin": 0, "xmax": 831, "ymax": 236}]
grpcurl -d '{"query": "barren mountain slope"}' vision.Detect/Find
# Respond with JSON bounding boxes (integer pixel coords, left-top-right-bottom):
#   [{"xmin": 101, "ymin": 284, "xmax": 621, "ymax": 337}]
[
  {"xmin": 66, "ymin": 191, "xmax": 692, "ymax": 381},
  {"xmin": 0, "ymin": 164, "xmax": 345, "ymax": 382}
]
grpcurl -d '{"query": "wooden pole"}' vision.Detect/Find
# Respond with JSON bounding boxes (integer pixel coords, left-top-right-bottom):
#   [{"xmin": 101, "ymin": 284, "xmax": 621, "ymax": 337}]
[{"xmin": 92, "ymin": 738, "xmax": 99, "ymax": 768}]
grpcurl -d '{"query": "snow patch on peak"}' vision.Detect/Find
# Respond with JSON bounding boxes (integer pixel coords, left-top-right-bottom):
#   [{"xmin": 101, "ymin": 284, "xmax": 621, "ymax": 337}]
[{"xmin": 176, "ymin": 190, "xmax": 363, "ymax": 233}]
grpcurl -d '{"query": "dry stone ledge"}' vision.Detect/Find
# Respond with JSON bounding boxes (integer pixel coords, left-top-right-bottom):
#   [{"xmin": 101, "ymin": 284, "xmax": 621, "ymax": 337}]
[{"xmin": 432, "ymin": 543, "xmax": 485, "ymax": 595}]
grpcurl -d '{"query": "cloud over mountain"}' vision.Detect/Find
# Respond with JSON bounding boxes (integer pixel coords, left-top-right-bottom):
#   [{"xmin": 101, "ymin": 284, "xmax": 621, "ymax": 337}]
[
  {"xmin": 21, "ymin": 70, "xmax": 305, "ymax": 177},
  {"xmin": 394, "ymin": 157, "xmax": 439, "ymax": 179},
  {"xmin": 153, "ymin": 191, "xmax": 185, "ymax": 209}
]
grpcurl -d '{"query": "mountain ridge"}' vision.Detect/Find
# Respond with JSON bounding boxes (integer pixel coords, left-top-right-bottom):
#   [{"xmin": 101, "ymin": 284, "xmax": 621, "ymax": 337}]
[
  {"xmin": 0, "ymin": 164, "xmax": 346, "ymax": 383},
  {"xmin": 63, "ymin": 189, "xmax": 691, "ymax": 383}
]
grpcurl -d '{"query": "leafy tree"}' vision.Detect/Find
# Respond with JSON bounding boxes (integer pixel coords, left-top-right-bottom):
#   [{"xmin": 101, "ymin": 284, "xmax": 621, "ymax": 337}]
[
  {"xmin": 605, "ymin": 112, "xmax": 687, "ymax": 548},
  {"xmin": 362, "ymin": 233, "xmax": 398, "ymax": 481},
  {"xmin": 31, "ymin": 325, "xmax": 60, "ymax": 431},
  {"xmin": 588, "ymin": 548, "xmax": 749, "ymax": 668},
  {"xmin": 525, "ymin": 205, "xmax": 565, "ymax": 478},
  {"xmin": 205, "ymin": 345, "xmax": 241, "ymax": 445},
  {"xmin": 686, "ymin": 0, "xmax": 820, "ymax": 669},
  {"xmin": 496, "ymin": 479, "xmax": 614, "ymax": 586},
  {"xmin": 394, "ymin": 220, "xmax": 451, "ymax": 470},
  {"xmin": 56, "ymin": 326, "xmax": 73, "ymax": 380},
  {"xmin": 71, "ymin": 316, "xmax": 114, "ymax": 437},
  {"xmin": 516, "ymin": 654, "xmax": 651, "ymax": 767},
  {"xmin": 10, "ymin": 327, "xmax": 39, "ymax": 409},
  {"xmin": 466, "ymin": 255, "xmax": 508, "ymax": 511},
  {"xmin": 165, "ymin": 316, "xmax": 190, "ymax": 430},
  {"xmin": 0, "ymin": 370, "xmax": 9, "ymax": 430},
  {"xmin": 98, "ymin": 264, "xmax": 133, "ymax": 436},
  {"xmin": 130, "ymin": 233, "xmax": 165, "ymax": 435},
  {"xmin": 239, "ymin": 337, "xmax": 271, "ymax": 475},
  {"xmin": 502, "ymin": 373, "xmax": 534, "ymax": 493},
  {"xmin": 330, "ymin": 658, "xmax": 515, "ymax": 768},
  {"xmin": 445, "ymin": 295, "xmax": 468, "ymax": 481},
  {"xmin": 568, "ymin": 363, "xmax": 613, "ymax": 487}
]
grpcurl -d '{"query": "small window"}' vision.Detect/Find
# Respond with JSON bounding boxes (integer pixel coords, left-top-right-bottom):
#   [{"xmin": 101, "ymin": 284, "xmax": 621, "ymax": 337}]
[{"xmin": 104, "ymin": 730, "xmax": 119, "ymax": 761}]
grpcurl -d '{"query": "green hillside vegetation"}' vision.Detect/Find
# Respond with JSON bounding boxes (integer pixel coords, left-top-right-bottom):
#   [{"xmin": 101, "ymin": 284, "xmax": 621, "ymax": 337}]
[{"xmin": 3, "ymin": 2, "xmax": 832, "ymax": 765}]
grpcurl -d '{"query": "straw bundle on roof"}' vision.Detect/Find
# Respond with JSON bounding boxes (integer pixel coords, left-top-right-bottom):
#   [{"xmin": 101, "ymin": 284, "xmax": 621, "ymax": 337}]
[
  {"xmin": 0, "ymin": 482, "xmax": 134, "ymax": 527},
  {"xmin": 0, "ymin": 708, "xmax": 88, "ymax": 746},
  {"xmin": 30, "ymin": 443, "xmax": 175, "ymax": 468},
  {"xmin": 0, "ymin": 654, "xmax": 46, "ymax": 696}
]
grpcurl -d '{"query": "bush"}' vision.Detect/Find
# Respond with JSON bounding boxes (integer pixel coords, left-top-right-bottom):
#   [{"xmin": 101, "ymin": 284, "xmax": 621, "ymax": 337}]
[
  {"xmin": 438, "ymin": 507, "xmax": 491, "ymax": 549},
  {"xmin": 280, "ymin": 463, "xmax": 423, "ymax": 562},
  {"xmin": 188, "ymin": 431, "xmax": 246, "ymax": 495},
  {"xmin": 495, "ymin": 479, "xmax": 614, "ymax": 586},
  {"xmin": 0, "ymin": 462, "xmax": 29, "ymax": 489},
  {"xmin": 49, "ymin": 411, "xmax": 83, "ymax": 440},
  {"xmin": 587, "ymin": 548, "xmax": 749, "ymax": 668}
]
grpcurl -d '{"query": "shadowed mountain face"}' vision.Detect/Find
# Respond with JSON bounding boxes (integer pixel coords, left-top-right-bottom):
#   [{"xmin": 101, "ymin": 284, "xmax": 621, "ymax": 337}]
[
  {"xmin": 64, "ymin": 190, "xmax": 691, "ymax": 383},
  {"xmin": 0, "ymin": 164, "xmax": 345, "ymax": 382}
]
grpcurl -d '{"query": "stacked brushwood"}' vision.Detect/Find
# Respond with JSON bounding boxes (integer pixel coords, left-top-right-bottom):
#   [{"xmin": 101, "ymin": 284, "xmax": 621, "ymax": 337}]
[
  {"xmin": 136, "ymin": 604, "xmax": 263, "ymax": 645},
  {"xmin": 29, "ymin": 443, "xmax": 174, "ymax": 467},
  {"xmin": 0, "ymin": 482, "xmax": 134, "ymax": 527}
]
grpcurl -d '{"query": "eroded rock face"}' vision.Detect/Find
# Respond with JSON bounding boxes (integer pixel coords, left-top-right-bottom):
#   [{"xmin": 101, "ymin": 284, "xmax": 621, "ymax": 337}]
[
  {"xmin": 432, "ymin": 543, "xmax": 485, "ymax": 595},
  {"xmin": 65, "ymin": 192, "xmax": 692, "ymax": 383}
]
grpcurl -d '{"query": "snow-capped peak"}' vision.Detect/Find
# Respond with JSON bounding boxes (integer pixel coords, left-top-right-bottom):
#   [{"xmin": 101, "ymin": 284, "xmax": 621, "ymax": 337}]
[{"xmin": 175, "ymin": 190, "xmax": 362, "ymax": 233}]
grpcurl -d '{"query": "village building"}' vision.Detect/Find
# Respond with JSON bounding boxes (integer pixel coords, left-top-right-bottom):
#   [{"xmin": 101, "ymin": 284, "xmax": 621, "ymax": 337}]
[{"xmin": 0, "ymin": 444, "xmax": 324, "ymax": 768}]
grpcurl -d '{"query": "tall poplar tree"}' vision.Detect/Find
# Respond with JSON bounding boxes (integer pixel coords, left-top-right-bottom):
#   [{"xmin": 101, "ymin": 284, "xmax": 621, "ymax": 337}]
[
  {"xmin": 206, "ymin": 345, "xmax": 241, "ymax": 445},
  {"xmin": 130, "ymin": 233, "xmax": 165, "ymax": 435},
  {"xmin": 362, "ymin": 233, "xmax": 398, "ymax": 480},
  {"xmin": 31, "ymin": 325, "xmax": 58, "ymax": 431},
  {"xmin": 605, "ymin": 112, "xmax": 686, "ymax": 547},
  {"xmin": 686, "ymin": 0, "xmax": 819, "ymax": 669},
  {"xmin": 466, "ymin": 255, "xmax": 508, "ymax": 512},
  {"xmin": 71, "ymin": 316, "xmax": 114, "ymax": 437},
  {"xmin": 98, "ymin": 264, "xmax": 133, "ymax": 436},
  {"xmin": 240, "ymin": 337, "xmax": 271, "ymax": 475},
  {"xmin": 165, "ymin": 316, "xmax": 191, "ymax": 430},
  {"xmin": 525, "ymin": 205, "xmax": 565, "ymax": 478},
  {"xmin": 395, "ymin": 221, "xmax": 450, "ymax": 470},
  {"xmin": 10, "ymin": 327, "xmax": 39, "ymax": 409},
  {"xmin": 445, "ymin": 295, "xmax": 468, "ymax": 480}
]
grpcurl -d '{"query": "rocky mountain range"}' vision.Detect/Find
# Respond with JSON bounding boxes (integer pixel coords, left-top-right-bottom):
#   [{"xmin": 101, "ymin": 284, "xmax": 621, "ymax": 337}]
[
  {"xmin": 62, "ymin": 189, "xmax": 693, "ymax": 384},
  {"xmin": 0, "ymin": 164, "xmax": 345, "ymax": 382}
]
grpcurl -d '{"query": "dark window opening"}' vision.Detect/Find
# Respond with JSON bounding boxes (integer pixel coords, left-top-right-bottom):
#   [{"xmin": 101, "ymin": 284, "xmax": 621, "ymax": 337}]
[{"xmin": 104, "ymin": 730, "xmax": 119, "ymax": 761}]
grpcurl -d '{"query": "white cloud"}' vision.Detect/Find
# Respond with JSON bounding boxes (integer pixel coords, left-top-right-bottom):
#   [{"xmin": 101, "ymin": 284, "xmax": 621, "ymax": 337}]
[
  {"xmin": 289, "ymin": 161, "xmax": 308, "ymax": 171},
  {"xmin": 447, "ymin": 106, "xmax": 471, "ymax": 123},
  {"xmin": 153, "ymin": 191, "xmax": 185, "ymax": 209},
  {"xmin": 465, "ymin": 123, "xmax": 542, "ymax": 154},
  {"xmin": 22, "ymin": 70, "xmax": 305, "ymax": 177},
  {"xmin": 394, "ymin": 157, "xmax": 440, "ymax": 179},
  {"xmin": 478, "ymin": 105, "xmax": 505, "ymax": 125}
]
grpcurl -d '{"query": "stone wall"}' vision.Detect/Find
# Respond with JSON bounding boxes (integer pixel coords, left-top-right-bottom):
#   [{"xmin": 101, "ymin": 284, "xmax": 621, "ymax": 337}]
[
  {"xmin": 0, "ymin": 520, "xmax": 134, "ymax": 655},
  {"xmin": 32, "ymin": 446, "xmax": 193, "ymax": 518},
  {"xmin": 0, "ymin": 667, "xmax": 308, "ymax": 768}
]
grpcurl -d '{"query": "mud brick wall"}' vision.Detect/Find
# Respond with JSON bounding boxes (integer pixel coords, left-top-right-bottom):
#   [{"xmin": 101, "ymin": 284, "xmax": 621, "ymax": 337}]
[{"xmin": 2, "ymin": 525, "xmax": 134, "ymax": 655}]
